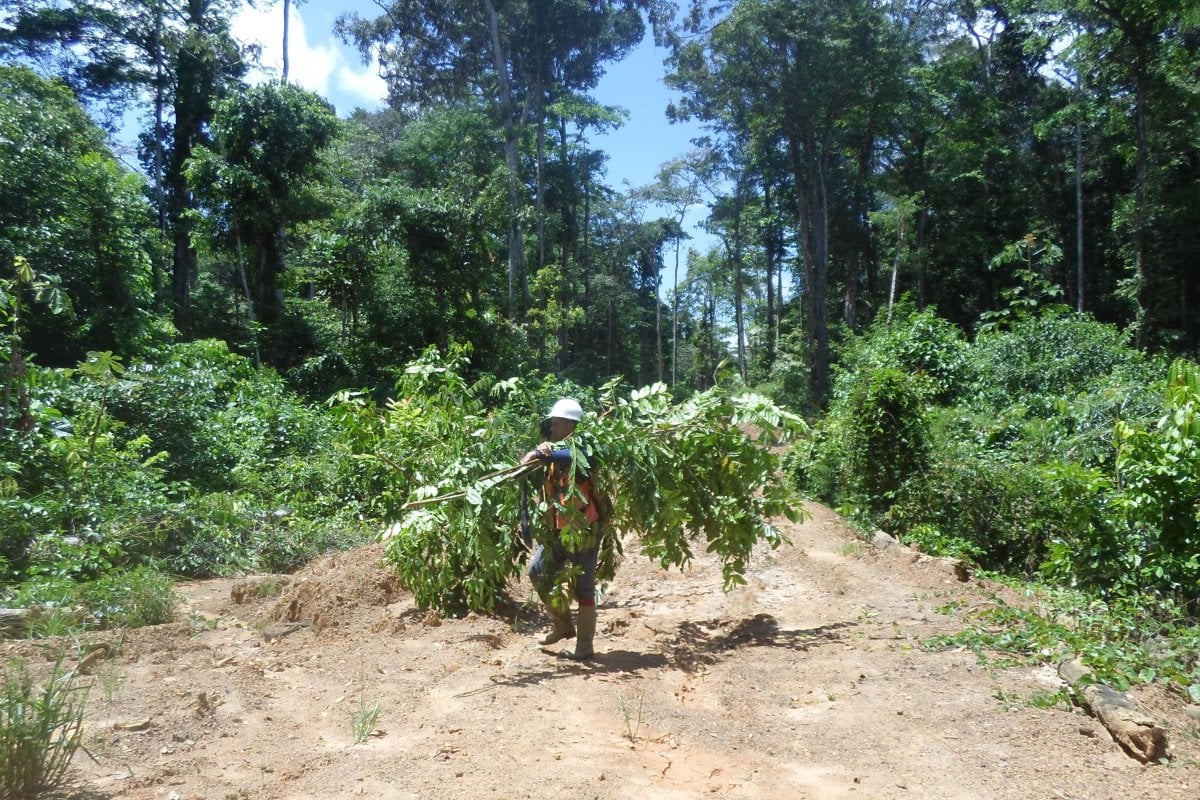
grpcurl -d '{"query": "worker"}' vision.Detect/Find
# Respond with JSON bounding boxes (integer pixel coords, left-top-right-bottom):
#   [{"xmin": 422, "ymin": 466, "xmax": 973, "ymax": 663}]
[{"xmin": 521, "ymin": 398, "xmax": 604, "ymax": 660}]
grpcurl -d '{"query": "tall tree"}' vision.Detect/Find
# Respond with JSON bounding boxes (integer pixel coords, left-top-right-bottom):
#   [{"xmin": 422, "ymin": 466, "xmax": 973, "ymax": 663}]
[
  {"xmin": 1057, "ymin": 0, "xmax": 1200, "ymax": 347},
  {"xmin": 0, "ymin": 0, "xmax": 251, "ymax": 322},
  {"xmin": 165, "ymin": 0, "xmax": 250, "ymax": 322},
  {"xmin": 337, "ymin": 0, "xmax": 670, "ymax": 322},
  {"xmin": 282, "ymin": 0, "xmax": 309, "ymax": 84},
  {"xmin": 670, "ymin": 0, "xmax": 909, "ymax": 400},
  {"xmin": 187, "ymin": 83, "xmax": 338, "ymax": 339},
  {"xmin": 0, "ymin": 67, "xmax": 158, "ymax": 365},
  {"xmin": 641, "ymin": 158, "xmax": 701, "ymax": 386}
]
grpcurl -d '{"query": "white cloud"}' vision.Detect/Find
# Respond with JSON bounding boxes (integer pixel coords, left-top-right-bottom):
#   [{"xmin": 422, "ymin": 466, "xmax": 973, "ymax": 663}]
[{"xmin": 231, "ymin": 6, "xmax": 386, "ymax": 114}]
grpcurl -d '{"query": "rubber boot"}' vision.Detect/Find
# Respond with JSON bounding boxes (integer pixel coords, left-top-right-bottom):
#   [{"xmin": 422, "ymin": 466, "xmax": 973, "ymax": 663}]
[
  {"xmin": 563, "ymin": 605, "xmax": 596, "ymax": 660},
  {"xmin": 537, "ymin": 598, "xmax": 575, "ymax": 646}
]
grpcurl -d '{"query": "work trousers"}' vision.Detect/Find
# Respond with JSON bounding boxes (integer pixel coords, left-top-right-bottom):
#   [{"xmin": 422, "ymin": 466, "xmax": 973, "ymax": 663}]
[{"xmin": 528, "ymin": 523, "xmax": 602, "ymax": 605}]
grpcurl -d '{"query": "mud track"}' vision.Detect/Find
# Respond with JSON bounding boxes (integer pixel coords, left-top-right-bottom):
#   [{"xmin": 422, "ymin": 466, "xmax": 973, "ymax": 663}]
[{"xmin": 12, "ymin": 503, "xmax": 1198, "ymax": 799}]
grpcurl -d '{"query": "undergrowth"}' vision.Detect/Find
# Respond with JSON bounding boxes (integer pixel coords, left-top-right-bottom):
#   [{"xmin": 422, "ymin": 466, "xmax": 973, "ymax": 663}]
[
  {"xmin": 927, "ymin": 584, "xmax": 1200, "ymax": 702},
  {"xmin": 0, "ymin": 653, "xmax": 88, "ymax": 798}
]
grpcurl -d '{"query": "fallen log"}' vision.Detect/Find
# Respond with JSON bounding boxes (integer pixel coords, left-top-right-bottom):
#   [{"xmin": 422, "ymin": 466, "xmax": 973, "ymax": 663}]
[
  {"xmin": 0, "ymin": 608, "xmax": 30, "ymax": 637},
  {"xmin": 1058, "ymin": 657, "xmax": 1169, "ymax": 763},
  {"xmin": 0, "ymin": 606, "xmax": 94, "ymax": 638}
]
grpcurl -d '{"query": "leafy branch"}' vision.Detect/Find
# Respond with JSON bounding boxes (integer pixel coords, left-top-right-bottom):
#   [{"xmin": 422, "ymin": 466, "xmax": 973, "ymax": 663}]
[{"xmin": 376, "ymin": 350, "xmax": 807, "ymax": 614}]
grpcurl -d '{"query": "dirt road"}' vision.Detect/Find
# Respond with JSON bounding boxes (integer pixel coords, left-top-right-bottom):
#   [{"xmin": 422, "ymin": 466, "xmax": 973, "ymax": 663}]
[{"xmin": 15, "ymin": 503, "xmax": 1199, "ymax": 799}]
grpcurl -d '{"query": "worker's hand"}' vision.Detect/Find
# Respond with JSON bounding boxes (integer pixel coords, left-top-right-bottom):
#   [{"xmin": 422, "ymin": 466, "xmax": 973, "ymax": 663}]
[{"xmin": 521, "ymin": 442, "xmax": 554, "ymax": 464}]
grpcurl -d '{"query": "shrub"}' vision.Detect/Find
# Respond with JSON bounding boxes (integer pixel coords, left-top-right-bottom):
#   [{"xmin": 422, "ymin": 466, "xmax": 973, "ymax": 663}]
[
  {"xmin": 760, "ymin": 324, "xmax": 813, "ymax": 413},
  {"xmin": 5, "ymin": 566, "xmax": 178, "ymax": 631},
  {"xmin": 1029, "ymin": 361, "xmax": 1200, "ymax": 609},
  {"xmin": 841, "ymin": 367, "xmax": 932, "ymax": 514},
  {"xmin": 791, "ymin": 304, "xmax": 957, "ymax": 518},
  {"xmin": 0, "ymin": 654, "xmax": 88, "ymax": 799},
  {"xmin": 805, "ymin": 308, "xmax": 1166, "ymax": 583},
  {"xmin": 832, "ymin": 301, "xmax": 968, "ymax": 402},
  {"xmin": 252, "ymin": 513, "xmax": 373, "ymax": 575},
  {"xmin": 965, "ymin": 313, "xmax": 1153, "ymax": 415},
  {"xmin": 884, "ymin": 442, "xmax": 1067, "ymax": 573},
  {"xmin": 80, "ymin": 566, "xmax": 178, "ymax": 629},
  {"xmin": 793, "ymin": 364, "xmax": 932, "ymax": 519},
  {"xmin": 111, "ymin": 340, "xmax": 269, "ymax": 491}
]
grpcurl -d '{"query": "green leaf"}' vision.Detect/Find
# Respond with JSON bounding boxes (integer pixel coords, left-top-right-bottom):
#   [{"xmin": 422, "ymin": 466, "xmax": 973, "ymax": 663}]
[{"xmin": 13, "ymin": 255, "xmax": 33, "ymax": 284}]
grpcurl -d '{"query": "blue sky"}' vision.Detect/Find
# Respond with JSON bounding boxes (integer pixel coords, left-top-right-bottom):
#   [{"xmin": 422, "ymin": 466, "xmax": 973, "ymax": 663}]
[{"xmin": 231, "ymin": 1, "xmax": 716, "ymax": 253}]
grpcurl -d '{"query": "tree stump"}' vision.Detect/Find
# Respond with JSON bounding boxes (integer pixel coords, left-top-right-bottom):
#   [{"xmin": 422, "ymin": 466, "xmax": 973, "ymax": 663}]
[{"xmin": 1058, "ymin": 657, "xmax": 1169, "ymax": 763}]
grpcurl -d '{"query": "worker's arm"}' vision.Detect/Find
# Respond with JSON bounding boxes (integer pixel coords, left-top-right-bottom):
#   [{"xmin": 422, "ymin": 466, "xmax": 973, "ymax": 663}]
[{"xmin": 522, "ymin": 443, "xmax": 572, "ymax": 465}]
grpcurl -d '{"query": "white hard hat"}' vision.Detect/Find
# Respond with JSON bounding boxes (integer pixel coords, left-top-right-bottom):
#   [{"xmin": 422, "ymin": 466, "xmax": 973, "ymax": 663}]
[{"xmin": 547, "ymin": 398, "xmax": 584, "ymax": 422}]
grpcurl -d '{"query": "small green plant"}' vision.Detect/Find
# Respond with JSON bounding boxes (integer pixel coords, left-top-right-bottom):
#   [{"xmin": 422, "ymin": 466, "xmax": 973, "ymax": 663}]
[
  {"xmin": 188, "ymin": 612, "xmax": 220, "ymax": 635},
  {"xmin": 82, "ymin": 567, "xmax": 179, "ymax": 629},
  {"xmin": 26, "ymin": 608, "xmax": 88, "ymax": 640},
  {"xmin": 349, "ymin": 692, "xmax": 383, "ymax": 744},
  {"xmin": 1027, "ymin": 688, "xmax": 1071, "ymax": 710},
  {"xmin": 253, "ymin": 576, "xmax": 287, "ymax": 598},
  {"xmin": 979, "ymin": 233, "xmax": 1067, "ymax": 333},
  {"xmin": 990, "ymin": 686, "xmax": 1070, "ymax": 711},
  {"xmin": 898, "ymin": 524, "xmax": 983, "ymax": 562},
  {"xmin": 617, "ymin": 693, "xmax": 643, "ymax": 742},
  {"xmin": 95, "ymin": 664, "xmax": 125, "ymax": 702},
  {"xmin": 927, "ymin": 589, "xmax": 1200, "ymax": 697},
  {"xmin": 0, "ymin": 654, "xmax": 89, "ymax": 798}
]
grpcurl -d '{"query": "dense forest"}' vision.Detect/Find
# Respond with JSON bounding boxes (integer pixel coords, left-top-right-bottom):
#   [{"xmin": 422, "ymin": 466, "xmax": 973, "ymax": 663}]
[{"xmin": 0, "ymin": 0, "xmax": 1198, "ymax": 708}]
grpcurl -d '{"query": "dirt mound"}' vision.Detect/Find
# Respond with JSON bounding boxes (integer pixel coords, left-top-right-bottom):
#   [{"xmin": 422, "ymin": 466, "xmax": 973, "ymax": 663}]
[{"xmin": 268, "ymin": 543, "xmax": 408, "ymax": 632}]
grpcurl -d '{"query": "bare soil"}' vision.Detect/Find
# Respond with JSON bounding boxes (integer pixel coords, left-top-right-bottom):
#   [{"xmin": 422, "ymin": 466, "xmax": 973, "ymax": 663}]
[{"xmin": 12, "ymin": 502, "xmax": 1200, "ymax": 799}]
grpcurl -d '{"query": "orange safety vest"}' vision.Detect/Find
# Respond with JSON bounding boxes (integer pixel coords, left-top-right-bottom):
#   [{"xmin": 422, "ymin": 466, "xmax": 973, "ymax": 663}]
[{"xmin": 544, "ymin": 461, "xmax": 601, "ymax": 529}]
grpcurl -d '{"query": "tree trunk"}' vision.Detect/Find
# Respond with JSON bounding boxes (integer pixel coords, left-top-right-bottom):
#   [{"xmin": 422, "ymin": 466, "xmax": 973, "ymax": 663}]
[
  {"xmin": 915, "ymin": 206, "xmax": 928, "ymax": 309},
  {"xmin": 843, "ymin": 255, "xmax": 858, "ymax": 330},
  {"xmin": 672, "ymin": 237, "xmax": 680, "ymax": 387},
  {"xmin": 170, "ymin": 208, "xmax": 195, "ymax": 315},
  {"xmin": 167, "ymin": 104, "xmax": 194, "ymax": 317},
  {"xmin": 776, "ymin": 249, "xmax": 783, "ymax": 355},
  {"xmin": 0, "ymin": 608, "xmax": 30, "ymax": 637},
  {"xmin": 788, "ymin": 131, "xmax": 831, "ymax": 403},
  {"xmin": 1132, "ymin": 65, "xmax": 1148, "ymax": 346},
  {"xmin": 656, "ymin": 272, "xmax": 664, "ymax": 383},
  {"xmin": 282, "ymin": 0, "xmax": 291, "ymax": 84},
  {"xmin": 233, "ymin": 219, "xmax": 261, "ymax": 368},
  {"xmin": 764, "ymin": 179, "xmax": 776, "ymax": 369},
  {"xmin": 1074, "ymin": 84, "xmax": 1085, "ymax": 313},
  {"xmin": 152, "ymin": 0, "xmax": 166, "ymax": 310},
  {"xmin": 535, "ymin": 86, "xmax": 546, "ymax": 272},
  {"xmin": 606, "ymin": 297, "xmax": 615, "ymax": 373},
  {"xmin": 168, "ymin": 0, "xmax": 213, "ymax": 323},
  {"xmin": 702, "ymin": 274, "xmax": 717, "ymax": 390},
  {"xmin": 732, "ymin": 219, "xmax": 746, "ymax": 383},
  {"xmin": 557, "ymin": 117, "xmax": 573, "ymax": 369},
  {"xmin": 887, "ymin": 212, "xmax": 905, "ymax": 321},
  {"xmin": 583, "ymin": 163, "xmax": 592, "ymax": 306},
  {"xmin": 856, "ymin": 134, "xmax": 876, "ymax": 305},
  {"xmin": 483, "ymin": 0, "xmax": 527, "ymax": 319}
]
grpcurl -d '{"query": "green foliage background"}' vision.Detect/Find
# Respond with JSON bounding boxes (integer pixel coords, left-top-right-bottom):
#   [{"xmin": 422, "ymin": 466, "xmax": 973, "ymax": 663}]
[{"xmin": 1, "ymin": 0, "xmax": 1200, "ymax": 717}]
